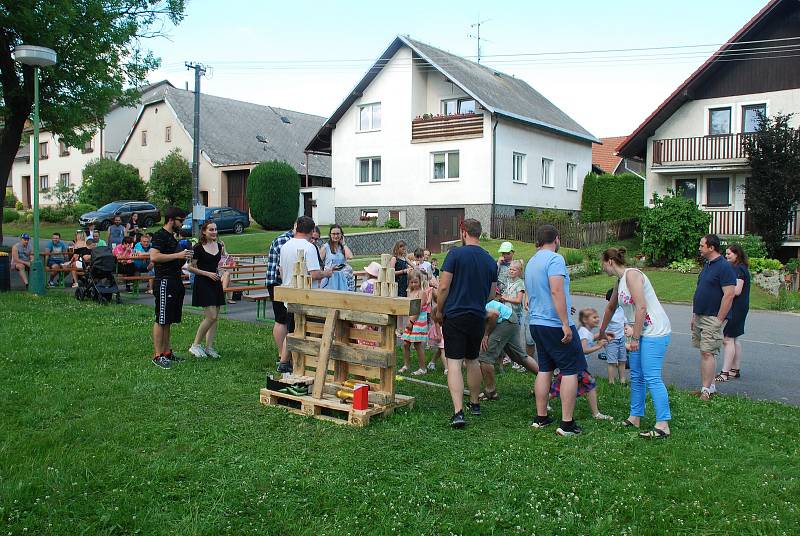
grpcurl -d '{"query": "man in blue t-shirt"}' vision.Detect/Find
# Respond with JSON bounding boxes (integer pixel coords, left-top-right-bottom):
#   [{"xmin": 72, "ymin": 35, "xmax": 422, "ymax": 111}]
[
  {"xmin": 45, "ymin": 232, "xmax": 70, "ymax": 287},
  {"xmin": 433, "ymin": 218, "xmax": 497, "ymax": 429},
  {"xmin": 692, "ymin": 234, "xmax": 736, "ymax": 400},
  {"xmin": 525, "ymin": 224, "xmax": 585, "ymax": 437}
]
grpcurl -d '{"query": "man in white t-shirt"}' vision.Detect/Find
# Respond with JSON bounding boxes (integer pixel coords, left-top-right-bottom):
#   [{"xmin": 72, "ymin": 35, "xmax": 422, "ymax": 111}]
[{"xmin": 276, "ymin": 215, "xmax": 332, "ymax": 373}]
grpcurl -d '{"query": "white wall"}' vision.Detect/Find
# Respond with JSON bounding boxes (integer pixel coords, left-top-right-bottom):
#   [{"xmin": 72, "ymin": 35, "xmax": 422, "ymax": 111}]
[
  {"xmin": 494, "ymin": 119, "xmax": 591, "ymax": 211},
  {"xmin": 302, "ymin": 186, "xmax": 335, "ymax": 225}
]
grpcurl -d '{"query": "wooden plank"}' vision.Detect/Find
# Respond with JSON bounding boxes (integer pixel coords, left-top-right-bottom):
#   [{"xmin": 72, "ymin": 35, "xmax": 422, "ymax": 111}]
[
  {"xmin": 312, "ymin": 309, "xmax": 339, "ymax": 399},
  {"xmin": 286, "ymin": 336, "xmax": 394, "ymax": 369},
  {"xmin": 287, "ymin": 303, "xmax": 391, "ymax": 326},
  {"xmin": 276, "ymin": 287, "xmax": 419, "ymax": 316}
]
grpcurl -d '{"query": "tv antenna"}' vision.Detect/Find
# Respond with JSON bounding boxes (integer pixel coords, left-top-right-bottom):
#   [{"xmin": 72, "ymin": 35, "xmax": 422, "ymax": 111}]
[{"xmin": 469, "ymin": 18, "xmax": 492, "ymax": 63}]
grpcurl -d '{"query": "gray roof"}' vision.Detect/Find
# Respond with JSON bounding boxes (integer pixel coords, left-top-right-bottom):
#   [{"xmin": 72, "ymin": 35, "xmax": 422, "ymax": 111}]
[
  {"xmin": 132, "ymin": 88, "xmax": 330, "ymax": 177},
  {"xmin": 306, "ymin": 35, "xmax": 597, "ymax": 153}
]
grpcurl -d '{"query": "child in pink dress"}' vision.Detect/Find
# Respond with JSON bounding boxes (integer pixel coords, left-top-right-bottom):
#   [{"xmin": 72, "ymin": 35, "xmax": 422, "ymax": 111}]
[{"xmin": 400, "ymin": 270, "xmax": 430, "ymax": 376}]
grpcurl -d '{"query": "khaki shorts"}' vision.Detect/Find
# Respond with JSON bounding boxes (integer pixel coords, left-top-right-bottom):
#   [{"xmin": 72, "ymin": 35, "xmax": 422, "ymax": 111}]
[{"xmin": 692, "ymin": 314, "xmax": 726, "ymax": 355}]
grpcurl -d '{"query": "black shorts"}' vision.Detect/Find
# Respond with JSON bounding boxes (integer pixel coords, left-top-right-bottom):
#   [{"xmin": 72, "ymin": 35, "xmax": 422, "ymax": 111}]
[
  {"xmin": 443, "ymin": 314, "xmax": 484, "ymax": 360},
  {"xmin": 154, "ymin": 278, "xmax": 185, "ymax": 325},
  {"xmin": 530, "ymin": 324, "xmax": 587, "ymax": 375},
  {"xmin": 268, "ymin": 284, "xmax": 288, "ymax": 325}
]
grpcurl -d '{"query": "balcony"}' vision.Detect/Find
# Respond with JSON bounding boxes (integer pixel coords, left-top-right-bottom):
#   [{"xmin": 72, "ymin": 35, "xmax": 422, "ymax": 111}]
[
  {"xmin": 411, "ymin": 113, "xmax": 483, "ymax": 143},
  {"xmin": 652, "ymin": 133, "xmax": 753, "ymax": 167},
  {"xmin": 708, "ymin": 209, "xmax": 800, "ymax": 240}
]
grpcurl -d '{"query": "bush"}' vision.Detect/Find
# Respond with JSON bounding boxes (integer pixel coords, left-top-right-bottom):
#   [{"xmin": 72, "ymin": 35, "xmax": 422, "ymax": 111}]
[
  {"xmin": 519, "ymin": 208, "xmax": 573, "ymax": 227},
  {"xmin": 774, "ymin": 288, "xmax": 800, "ymax": 311},
  {"xmin": 749, "ymin": 257, "xmax": 783, "ymax": 273},
  {"xmin": 640, "ymin": 191, "xmax": 711, "ymax": 266},
  {"xmin": 149, "ymin": 149, "xmax": 192, "ymax": 210},
  {"xmin": 562, "ymin": 250, "xmax": 584, "ymax": 266},
  {"xmin": 246, "ymin": 161, "xmax": 299, "ymax": 230},
  {"xmin": 581, "ymin": 172, "xmax": 645, "ymax": 223},
  {"xmin": 722, "ymin": 234, "xmax": 768, "ymax": 260},
  {"xmin": 2, "ymin": 208, "xmax": 19, "ymax": 223},
  {"xmin": 4, "ymin": 188, "xmax": 18, "ymax": 208},
  {"xmin": 786, "ymin": 258, "xmax": 800, "ymax": 272},
  {"xmin": 68, "ymin": 203, "xmax": 97, "ymax": 220},
  {"xmin": 80, "ymin": 158, "xmax": 147, "ymax": 207},
  {"xmin": 385, "ymin": 218, "xmax": 401, "ymax": 229},
  {"xmin": 40, "ymin": 206, "xmax": 70, "ymax": 223},
  {"xmin": 15, "ymin": 200, "xmax": 23, "ymax": 211},
  {"xmin": 667, "ymin": 258, "xmax": 698, "ymax": 273}
]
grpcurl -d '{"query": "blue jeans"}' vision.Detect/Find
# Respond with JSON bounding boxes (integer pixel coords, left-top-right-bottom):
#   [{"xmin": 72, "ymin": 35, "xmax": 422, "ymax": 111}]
[{"xmin": 629, "ymin": 335, "xmax": 671, "ymax": 422}]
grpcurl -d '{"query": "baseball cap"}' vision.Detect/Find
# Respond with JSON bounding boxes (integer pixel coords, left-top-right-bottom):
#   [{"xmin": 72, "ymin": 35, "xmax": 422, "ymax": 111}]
[
  {"xmin": 498, "ymin": 241, "xmax": 514, "ymax": 253},
  {"xmin": 20, "ymin": 233, "xmax": 30, "ymax": 240}
]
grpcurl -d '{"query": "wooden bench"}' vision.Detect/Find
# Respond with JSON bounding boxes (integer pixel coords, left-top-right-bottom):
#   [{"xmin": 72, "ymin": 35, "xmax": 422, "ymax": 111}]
[
  {"xmin": 45, "ymin": 266, "xmax": 84, "ymax": 287},
  {"xmin": 243, "ymin": 292, "xmax": 272, "ymax": 320},
  {"xmin": 117, "ymin": 275, "xmax": 153, "ymax": 295}
]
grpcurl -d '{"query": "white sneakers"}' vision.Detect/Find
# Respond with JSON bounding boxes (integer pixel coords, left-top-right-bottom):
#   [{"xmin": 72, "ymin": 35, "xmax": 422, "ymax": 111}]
[
  {"xmin": 188, "ymin": 344, "xmax": 221, "ymax": 359},
  {"xmin": 205, "ymin": 347, "xmax": 221, "ymax": 359}
]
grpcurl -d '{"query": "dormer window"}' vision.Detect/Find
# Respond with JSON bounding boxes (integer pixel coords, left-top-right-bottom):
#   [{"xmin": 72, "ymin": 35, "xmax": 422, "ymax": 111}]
[
  {"xmin": 358, "ymin": 103, "xmax": 381, "ymax": 131},
  {"xmin": 442, "ymin": 98, "xmax": 476, "ymax": 115}
]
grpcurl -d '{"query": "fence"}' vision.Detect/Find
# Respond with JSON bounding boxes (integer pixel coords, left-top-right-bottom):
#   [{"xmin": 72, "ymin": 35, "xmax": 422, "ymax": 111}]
[{"xmin": 490, "ymin": 216, "xmax": 637, "ymax": 249}]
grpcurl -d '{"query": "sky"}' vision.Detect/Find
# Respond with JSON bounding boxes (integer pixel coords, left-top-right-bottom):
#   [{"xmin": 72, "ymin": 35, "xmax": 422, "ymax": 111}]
[{"xmin": 145, "ymin": 0, "xmax": 769, "ymax": 139}]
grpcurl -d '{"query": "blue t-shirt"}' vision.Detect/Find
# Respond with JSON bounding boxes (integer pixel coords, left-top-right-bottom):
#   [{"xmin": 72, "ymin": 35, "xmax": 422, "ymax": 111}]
[
  {"xmin": 525, "ymin": 249, "xmax": 574, "ymax": 328},
  {"xmin": 441, "ymin": 244, "xmax": 497, "ymax": 318},
  {"xmin": 485, "ymin": 300, "xmax": 513, "ymax": 323},
  {"xmin": 693, "ymin": 255, "xmax": 737, "ymax": 318},
  {"xmin": 46, "ymin": 240, "xmax": 69, "ymax": 262}
]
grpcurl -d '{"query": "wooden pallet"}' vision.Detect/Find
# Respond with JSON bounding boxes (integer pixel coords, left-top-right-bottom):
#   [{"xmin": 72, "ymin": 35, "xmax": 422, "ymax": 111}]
[{"xmin": 259, "ymin": 388, "xmax": 415, "ymax": 427}]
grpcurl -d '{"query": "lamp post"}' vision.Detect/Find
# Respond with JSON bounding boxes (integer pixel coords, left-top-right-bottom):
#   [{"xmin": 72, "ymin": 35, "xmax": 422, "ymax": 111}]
[{"xmin": 12, "ymin": 45, "xmax": 57, "ymax": 295}]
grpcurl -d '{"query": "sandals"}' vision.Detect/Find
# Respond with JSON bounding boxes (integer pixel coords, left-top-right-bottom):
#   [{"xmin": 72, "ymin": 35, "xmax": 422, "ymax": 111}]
[
  {"xmin": 729, "ymin": 368, "xmax": 741, "ymax": 379},
  {"xmin": 398, "ymin": 366, "xmax": 409, "ymax": 374},
  {"xmin": 593, "ymin": 413, "xmax": 613, "ymax": 421},
  {"xmin": 621, "ymin": 419, "xmax": 639, "ymax": 428},
  {"xmin": 411, "ymin": 368, "xmax": 426, "ymax": 376},
  {"xmin": 639, "ymin": 428, "xmax": 670, "ymax": 439},
  {"xmin": 478, "ymin": 390, "xmax": 500, "ymax": 401},
  {"xmin": 714, "ymin": 370, "xmax": 730, "ymax": 383}
]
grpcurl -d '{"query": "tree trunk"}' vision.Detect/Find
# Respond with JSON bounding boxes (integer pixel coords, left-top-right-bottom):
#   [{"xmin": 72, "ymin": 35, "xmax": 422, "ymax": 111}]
[{"xmin": 0, "ymin": 113, "xmax": 28, "ymax": 245}]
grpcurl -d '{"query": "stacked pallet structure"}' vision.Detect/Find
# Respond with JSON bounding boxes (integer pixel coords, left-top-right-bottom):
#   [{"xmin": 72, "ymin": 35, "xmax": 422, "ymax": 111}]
[{"xmin": 371, "ymin": 254, "xmax": 399, "ymax": 297}]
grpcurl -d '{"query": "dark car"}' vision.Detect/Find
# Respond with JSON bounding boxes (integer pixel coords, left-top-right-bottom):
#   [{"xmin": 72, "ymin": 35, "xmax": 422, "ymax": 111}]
[
  {"xmin": 182, "ymin": 207, "xmax": 250, "ymax": 235},
  {"xmin": 79, "ymin": 201, "xmax": 161, "ymax": 230}
]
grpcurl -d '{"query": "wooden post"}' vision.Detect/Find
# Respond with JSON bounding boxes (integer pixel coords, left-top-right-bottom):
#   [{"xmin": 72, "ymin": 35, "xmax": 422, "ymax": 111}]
[{"xmin": 312, "ymin": 309, "xmax": 340, "ymax": 399}]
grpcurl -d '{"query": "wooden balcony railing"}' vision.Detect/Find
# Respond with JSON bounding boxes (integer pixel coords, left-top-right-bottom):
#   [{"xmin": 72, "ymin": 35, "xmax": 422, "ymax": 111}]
[
  {"xmin": 708, "ymin": 209, "xmax": 800, "ymax": 239},
  {"xmin": 652, "ymin": 133, "xmax": 754, "ymax": 165},
  {"xmin": 411, "ymin": 113, "xmax": 483, "ymax": 143}
]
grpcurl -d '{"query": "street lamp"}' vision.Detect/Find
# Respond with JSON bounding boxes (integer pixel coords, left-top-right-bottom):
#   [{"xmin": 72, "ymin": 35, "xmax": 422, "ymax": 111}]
[{"xmin": 12, "ymin": 45, "xmax": 57, "ymax": 295}]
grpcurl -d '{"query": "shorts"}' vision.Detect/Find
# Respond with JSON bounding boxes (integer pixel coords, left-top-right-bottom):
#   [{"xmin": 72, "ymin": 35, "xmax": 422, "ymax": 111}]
[
  {"xmin": 479, "ymin": 319, "xmax": 527, "ymax": 365},
  {"xmin": 268, "ymin": 284, "xmax": 288, "ymax": 325},
  {"xmin": 154, "ymin": 278, "xmax": 185, "ymax": 325},
  {"xmin": 530, "ymin": 324, "xmax": 587, "ymax": 376},
  {"xmin": 604, "ymin": 337, "xmax": 627, "ymax": 364},
  {"xmin": 443, "ymin": 314, "xmax": 484, "ymax": 360},
  {"xmin": 550, "ymin": 370, "xmax": 596, "ymax": 399},
  {"xmin": 692, "ymin": 314, "xmax": 725, "ymax": 355},
  {"xmin": 47, "ymin": 258, "xmax": 64, "ymax": 267}
]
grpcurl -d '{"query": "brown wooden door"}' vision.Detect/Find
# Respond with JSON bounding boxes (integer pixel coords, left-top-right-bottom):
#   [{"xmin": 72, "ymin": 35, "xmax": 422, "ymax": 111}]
[
  {"xmin": 303, "ymin": 192, "xmax": 313, "ymax": 217},
  {"xmin": 227, "ymin": 170, "xmax": 249, "ymax": 212},
  {"xmin": 22, "ymin": 176, "xmax": 31, "ymax": 209},
  {"xmin": 425, "ymin": 208, "xmax": 464, "ymax": 253}
]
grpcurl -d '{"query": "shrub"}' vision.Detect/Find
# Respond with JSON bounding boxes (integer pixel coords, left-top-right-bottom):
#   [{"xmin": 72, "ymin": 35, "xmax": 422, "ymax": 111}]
[
  {"xmin": 785, "ymin": 258, "xmax": 800, "ymax": 272},
  {"xmin": 68, "ymin": 203, "xmax": 97, "ymax": 220},
  {"xmin": 246, "ymin": 161, "xmax": 299, "ymax": 230},
  {"xmin": 667, "ymin": 258, "xmax": 698, "ymax": 273},
  {"xmin": 581, "ymin": 172, "xmax": 645, "ymax": 223},
  {"xmin": 749, "ymin": 257, "xmax": 783, "ymax": 273},
  {"xmin": 149, "ymin": 149, "xmax": 192, "ymax": 210},
  {"xmin": 40, "ymin": 206, "xmax": 70, "ymax": 223},
  {"xmin": 385, "ymin": 218, "xmax": 401, "ymax": 229},
  {"xmin": 562, "ymin": 250, "xmax": 584, "ymax": 266},
  {"xmin": 2, "ymin": 208, "xmax": 19, "ymax": 223},
  {"xmin": 4, "ymin": 188, "xmax": 18, "ymax": 208},
  {"xmin": 15, "ymin": 200, "xmax": 23, "ymax": 211},
  {"xmin": 582, "ymin": 258, "xmax": 602, "ymax": 276},
  {"xmin": 519, "ymin": 208, "xmax": 573, "ymax": 227},
  {"xmin": 80, "ymin": 158, "xmax": 147, "ymax": 207},
  {"xmin": 640, "ymin": 191, "xmax": 711, "ymax": 266},
  {"xmin": 774, "ymin": 288, "xmax": 800, "ymax": 311},
  {"xmin": 722, "ymin": 234, "xmax": 768, "ymax": 260}
]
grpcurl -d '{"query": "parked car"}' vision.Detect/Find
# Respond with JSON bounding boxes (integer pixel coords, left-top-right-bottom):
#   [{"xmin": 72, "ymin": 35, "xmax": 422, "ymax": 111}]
[
  {"xmin": 79, "ymin": 201, "xmax": 161, "ymax": 230},
  {"xmin": 182, "ymin": 207, "xmax": 250, "ymax": 235}
]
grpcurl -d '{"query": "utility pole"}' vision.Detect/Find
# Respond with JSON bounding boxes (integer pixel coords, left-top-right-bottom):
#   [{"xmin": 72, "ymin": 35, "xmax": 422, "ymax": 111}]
[
  {"xmin": 469, "ymin": 18, "xmax": 491, "ymax": 63},
  {"xmin": 185, "ymin": 61, "xmax": 207, "ymax": 238}
]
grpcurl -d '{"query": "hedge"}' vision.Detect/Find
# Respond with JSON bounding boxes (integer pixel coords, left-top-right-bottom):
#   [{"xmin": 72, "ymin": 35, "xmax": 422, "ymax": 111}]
[
  {"xmin": 581, "ymin": 172, "xmax": 644, "ymax": 222},
  {"xmin": 246, "ymin": 161, "xmax": 299, "ymax": 230}
]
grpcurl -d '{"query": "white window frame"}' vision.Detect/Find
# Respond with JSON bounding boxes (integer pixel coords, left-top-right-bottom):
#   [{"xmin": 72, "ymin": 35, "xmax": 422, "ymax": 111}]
[
  {"xmin": 431, "ymin": 151, "xmax": 460, "ymax": 182},
  {"xmin": 566, "ymin": 163, "xmax": 577, "ymax": 191},
  {"xmin": 541, "ymin": 158, "xmax": 554, "ymax": 188},
  {"xmin": 357, "ymin": 102, "xmax": 381, "ymax": 132},
  {"xmin": 356, "ymin": 156, "xmax": 381, "ymax": 185},
  {"xmin": 512, "ymin": 152, "xmax": 527, "ymax": 184}
]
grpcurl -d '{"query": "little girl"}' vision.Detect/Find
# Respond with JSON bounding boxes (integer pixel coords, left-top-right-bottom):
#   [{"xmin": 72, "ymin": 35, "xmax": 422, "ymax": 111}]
[
  {"xmin": 550, "ymin": 308, "xmax": 612, "ymax": 421},
  {"xmin": 400, "ymin": 269, "xmax": 429, "ymax": 376},
  {"xmin": 498, "ymin": 259, "xmax": 529, "ymax": 371},
  {"xmin": 604, "ymin": 288, "xmax": 628, "ymax": 384},
  {"xmin": 426, "ymin": 283, "xmax": 447, "ymax": 373}
]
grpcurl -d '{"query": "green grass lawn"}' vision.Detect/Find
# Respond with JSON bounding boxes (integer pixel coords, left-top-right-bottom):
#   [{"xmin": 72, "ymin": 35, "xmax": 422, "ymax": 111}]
[{"xmin": 1, "ymin": 292, "xmax": 798, "ymax": 535}]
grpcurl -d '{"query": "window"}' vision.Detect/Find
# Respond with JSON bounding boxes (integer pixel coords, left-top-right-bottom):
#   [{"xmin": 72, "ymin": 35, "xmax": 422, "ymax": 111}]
[
  {"xmin": 165, "ymin": 125, "xmax": 172, "ymax": 142},
  {"xmin": 706, "ymin": 177, "xmax": 730, "ymax": 207},
  {"xmin": 512, "ymin": 153, "xmax": 526, "ymax": 183},
  {"xmin": 709, "ymin": 107, "xmax": 731, "ymax": 135},
  {"xmin": 566, "ymin": 163, "xmax": 577, "ymax": 191},
  {"xmin": 39, "ymin": 141, "xmax": 48, "ymax": 160},
  {"xmin": 358, "ymin": 103, "xmax": 381, "ymax": 131},
  {"xmin": 432, "ymin": 151, "xmax": 459, "ymax": 180},
  {"xmin": 742, "ymin": 104, "xmax": 766, "ymax": 134},
  {"xmin": 357, "ymin": 157, "xmax": 381, "ymax": 184},
  {"xmin": 541, "ymin": 158, "xmax": 553, "ymax": 187},
  {"xmin": 82, "ymin": 138, "xmax": 93, "ymax": 153},
  {"xmin": 39, "ymin": 175, "xmax": 49, "ymax": 191},
  {"xmin": 58, "ymin": 140, "xmax": 69, "ymax": 157},
  {"xmin": 141, "ymin": 130, "xmax": 148, "ymax": 146},
  {"xmin": 360, "ymin": 209, "xmax": 378, "ymax": 220},
  {"xmin": 59, "ymin": 173, "xmax": 70, "ymax": 187},
  {"xmin": 675, "ymin": 178, "xmax": 697, "ymax": 202},
  {"xmin": 442, "ymin": 98, "xmax": 477, "ymax": 115}
]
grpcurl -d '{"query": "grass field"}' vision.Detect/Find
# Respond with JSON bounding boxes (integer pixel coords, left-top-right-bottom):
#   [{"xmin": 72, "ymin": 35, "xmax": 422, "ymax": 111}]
[{"xmin": 1, "ymin": 292, "xmax": 798, "ymax": 535}]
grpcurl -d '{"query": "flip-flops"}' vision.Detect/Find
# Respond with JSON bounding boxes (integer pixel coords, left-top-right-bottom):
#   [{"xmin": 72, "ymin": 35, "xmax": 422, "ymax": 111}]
[{"xmin": 639, "ymin": 428, "xmax": 670, "ymax": 439}]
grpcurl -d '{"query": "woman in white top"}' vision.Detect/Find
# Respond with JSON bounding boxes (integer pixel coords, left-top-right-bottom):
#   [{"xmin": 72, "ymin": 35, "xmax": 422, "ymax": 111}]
[{"xmin": 599, "ymin": 247, "xmax": 672, "ymax": 439}]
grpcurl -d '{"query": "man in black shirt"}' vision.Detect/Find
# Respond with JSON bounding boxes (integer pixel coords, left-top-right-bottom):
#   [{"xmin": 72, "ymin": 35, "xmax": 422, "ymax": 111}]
[{"xmin": 150, "ymin": 206, "xmax": 192, "ymax": 368}]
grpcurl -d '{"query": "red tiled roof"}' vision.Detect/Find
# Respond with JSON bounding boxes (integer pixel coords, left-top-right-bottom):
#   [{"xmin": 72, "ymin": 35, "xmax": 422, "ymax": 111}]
[{"xmin": 592, "ymin": 136, "xmax": 628, "ymax": 174}]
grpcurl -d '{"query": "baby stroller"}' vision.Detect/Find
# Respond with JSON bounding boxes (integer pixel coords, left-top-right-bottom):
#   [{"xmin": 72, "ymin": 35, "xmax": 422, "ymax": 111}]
[{"xmin": 74, "ymin": 246, "xmax": 121, "ymax": 304}]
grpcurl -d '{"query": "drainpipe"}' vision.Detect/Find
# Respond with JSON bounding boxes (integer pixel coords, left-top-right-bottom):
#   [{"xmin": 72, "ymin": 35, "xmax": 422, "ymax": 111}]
[{"xmin": 491, "ymin": 115, "xmax": 498, "ymax": 235}]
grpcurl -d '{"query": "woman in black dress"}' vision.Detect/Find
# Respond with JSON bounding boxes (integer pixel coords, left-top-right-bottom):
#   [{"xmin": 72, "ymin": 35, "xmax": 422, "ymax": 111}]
[
  {"xmin": 716, "ymin": 244, "xmax": 750, "ymax": 382},
  {"xmin": 187, "ymin": 221, "xmax": 227, "ymax": 359},
  {"xmin": 390, "ymin": 240, "xmax": 411, "ymax": 297}
]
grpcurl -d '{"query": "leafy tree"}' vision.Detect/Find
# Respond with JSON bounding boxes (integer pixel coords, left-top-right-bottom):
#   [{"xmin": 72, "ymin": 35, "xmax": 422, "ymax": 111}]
[
  {"xmin": 0, "ymin": 1, "xmax": 185, "ymax": 241},
  {"xmin": 743, "ymin": 112, "xmax": 800, "ymax": 256},
  {"xmin": 247, "ymin": 161, "xmax": 299, "ymax": 230},
  {"xmin": 79, "ymin": 158, "xmax": 147, "ymax": 207},
  {"xmin": 640, "ymin": 191, "xmax": 711, "ymax": 266},
  {"xmin": 149, "ymin": 149, "xmax": 191, "ymax": 210}
]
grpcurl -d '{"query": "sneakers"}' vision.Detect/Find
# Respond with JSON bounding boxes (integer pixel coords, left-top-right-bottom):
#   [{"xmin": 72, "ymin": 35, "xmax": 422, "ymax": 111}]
[
  {"xmin": 426, "ymin": 361, "xmax": 436, "ymax": 371},
  {"xmin": 205, "ymin": 347, "xmax": 221, "ymax": 359},
  {"xmin": 511, "ymin": 362, "xmax": 525, "ymax": 372},
  {"xmin": 593, "ymin": 412, "xmax": 614, "ymax": 421},
  {"xmin": 700, "ymin": 387, "xmax": 712, "ymax": 401},
  {"xmin": 277, "ymin": 361, "xmax": 293, "ymax": 374},
  {"xmin": 531, "ymin": 416, "xmax": 554, "ymax": 429},
  {"xmin": 450, "ymin": 410, "xmax": 466, "ymax": 429},
  {"xmin": 164, "ymin": 350, "xmax": 184, "ymax": 363},
  {"xmin": 152, "ymin": 354, "xmax": 173, "ymax": 369},
  {"xmin": 48, "ymin": 280, "xmax": 57, "ymax": 288},
  {"xmin": 556, "ymin": 423, "xmax": 583, "ymax": 436},
  {"xmin": 469, "ymin": 403, "xmax": 481, "ymax": 416},
  {"xmin": 188, "ymin": 344, "xmax": 207, "ymax": 358},
  {"xmin": 411, "ymin": 368, "xmax": 426, "ymax": 376}
]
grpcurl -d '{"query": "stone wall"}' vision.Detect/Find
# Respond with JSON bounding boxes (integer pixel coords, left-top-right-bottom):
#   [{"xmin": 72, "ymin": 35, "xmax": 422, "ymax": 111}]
[
  {"xmin": 319, "ymin": 228, "xmax": 421, "ymax": 256},
  {"xmin": 753, "ymin": 270, "xmax": 784, "ymax": 296}
]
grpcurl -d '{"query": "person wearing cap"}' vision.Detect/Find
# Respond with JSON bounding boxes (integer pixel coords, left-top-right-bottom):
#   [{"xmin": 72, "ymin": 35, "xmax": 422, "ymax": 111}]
[
  {"xmin": 11, "ymin": 234, "xmax": 33, "ymax": 288},
  {"xmin": 496, "ymin": 241, "xmax": 515, "ymax": 295}
]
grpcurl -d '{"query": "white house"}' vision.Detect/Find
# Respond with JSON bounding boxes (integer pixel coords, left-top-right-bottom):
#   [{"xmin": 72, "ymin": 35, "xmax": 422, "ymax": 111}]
[
  {"xmin": 117, "ymin": 88, "xmax": 333, "ymax": 224},
  {"xmin": 306, "ymin": 36, "xmax": 598, "ymax": 251},
  {"xmin": 10, "ymin": 81, "xmax": 172, "ymax": 208},
  {"xmin": 617, "ymin": 0, "xmax": 800, "ymax": 245}
]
